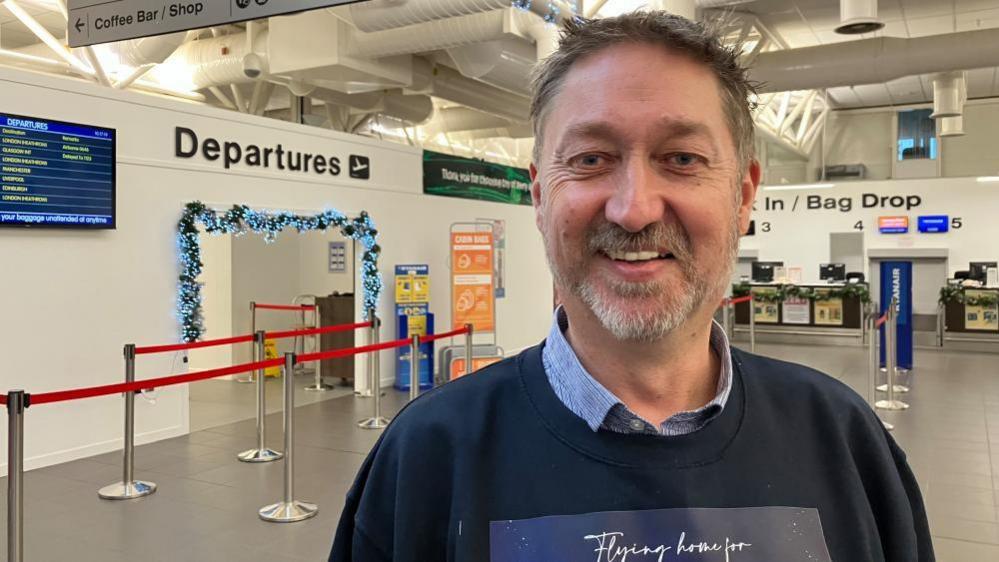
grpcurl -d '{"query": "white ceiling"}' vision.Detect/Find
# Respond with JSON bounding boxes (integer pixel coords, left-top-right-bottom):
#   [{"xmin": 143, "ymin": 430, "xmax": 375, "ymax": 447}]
[
  {"xmin": 3, "ymin": 0, "xmax": 999, "ymax": 110},
  {"xmin": 598, "ymin": 0, "xmax": 999, "ymax": 108}
]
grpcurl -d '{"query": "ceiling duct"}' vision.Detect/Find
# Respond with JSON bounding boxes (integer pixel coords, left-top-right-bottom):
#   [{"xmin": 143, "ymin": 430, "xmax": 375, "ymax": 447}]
[
  {"xmin": 834, "ymin": 0, "xmax": 884, "ymax": 35},
  {"xmin": 312, "ymin": 89, "xmax": 435, "ymax": 124},
  {"xmin": 930, "ymin": 71, "xmax": 966, "ymax": 119},
  {"xmin": 444, "ymin": 36, "xmax": 535, "ymax": 95},
  {"xmin": 938, "ymin": 116, "xmax": 964, "ymax": 137},
  {"xmin": 750, "ymin": 28, "xmax": 999, "ymax": 93}
]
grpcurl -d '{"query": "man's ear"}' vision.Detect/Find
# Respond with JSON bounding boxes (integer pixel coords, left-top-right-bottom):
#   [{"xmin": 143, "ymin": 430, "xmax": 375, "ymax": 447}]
[
  {"xmin": 530, "ymin": 163, "xmax": 544, "ymax": 231},
  {"xmin": 738, "ymin": 159, "xmax": 761, "ymax": 235}
]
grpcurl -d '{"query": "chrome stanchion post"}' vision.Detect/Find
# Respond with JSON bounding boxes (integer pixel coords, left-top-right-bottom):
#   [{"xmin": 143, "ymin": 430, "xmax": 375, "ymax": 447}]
[
  {"xmin": 358, "ymin": 312, "xmax": 389, "ymax": 429},
  {"xmin": 7, "ymin": 390, "xmax": 26, "ymax": 562},
  {"xmin": 99, "ymin": 345, "xmax": 156, "ymax": 500},
  {"xmin": 721, "ymin": 301, "xmax": 731, "ymax": 340},
  {"xmin": 937, "ymin": 303, "xmax": 945, "ymax": 347},
  {"xmin": 409, "ymin": 334, "xmax": 421, "ymax": 401},
  {"xmin": 237, "ymin": 302, "xmax": 256, "ymax": 383},
  {"xmin": 305, "ymin": 305, "xmax": 333, "ymax": 392},
  {"xmin": 259, "ymin": 353, "xmax": 318, "ymax": 523},
  {"xmin": 238, "ymin": 331, "xmax": 283, "ymax": 462},
  {"xmin": 866, "ymin": 306, "xmax": 893, "ymax": 430},
  {"xmin": 748, "ymin": 296, "xmax": 756, "ymax": 353},
  {"xmin": 876, "ymin": 298, "xmax": 909, "ymax": 411},
  {"xmin": 464, "ymin": 323, "xmax": 474, "ymax": 377}
]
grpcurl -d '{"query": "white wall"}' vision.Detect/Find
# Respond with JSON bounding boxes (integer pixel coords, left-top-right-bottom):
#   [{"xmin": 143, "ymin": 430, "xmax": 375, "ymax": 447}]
[
  {"xmin": 188, "ymin": 229, "xmax": 233, "ymax": 371},
  {"xmin": 0, "ymin": 68, "xmax": 551, "ymax": 475},
  {"xmin": 740, "ymin": 177, "xmax": 999, "ymax": 313}
]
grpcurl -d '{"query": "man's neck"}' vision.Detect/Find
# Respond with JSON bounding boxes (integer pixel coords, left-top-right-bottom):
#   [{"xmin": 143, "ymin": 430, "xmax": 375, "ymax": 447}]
[{"xmin": 561, "ymin": 300, "xmax": 720, "ymax": 426}]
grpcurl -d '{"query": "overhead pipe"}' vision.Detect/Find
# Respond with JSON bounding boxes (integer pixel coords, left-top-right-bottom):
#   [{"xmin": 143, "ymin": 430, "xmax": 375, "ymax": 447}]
[
  {"xmin": 311, "ymin": 88, "xmax": 435, "ymax": 124},
  {"xmin": 750, "ymin": 28, "xmax": 999, "ymax": 93},
  {"xmin": 414, "ymin": 58, "xmax": 530, "ymax": 121},
  {"xmin": 347, "ymin": 0, "xmax": 574, "ymax": 33},
  {"xmin": 834, "ymin": 0, "xmax": 884, "ymax": 35}
]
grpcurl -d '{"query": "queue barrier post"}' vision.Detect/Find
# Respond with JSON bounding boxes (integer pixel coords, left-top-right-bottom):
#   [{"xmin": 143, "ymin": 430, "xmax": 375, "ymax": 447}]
[
  {"xmin": 866, "ymin": 304, "xmax": 894, "ymax": 430},
  {"xmin": 876, "ymin": 297, "xmax": 910, "ymax": 411},
  {"xmin": 236, "ymin": 302, "xmax": 257, "ymax": 384},
  {"xmin": 409, "ymin": 334, "xmax": 421, "ymax": 402},
  {"xmin": 259, "ymin": 353, "xmax": 318, "ymax": 523},
  {"xmin": 7, "ymin": 390, "xmax": 26, "ymax": 562},
  {"xmin": 721, "ymin": 301, "xmax": 731, "ymax": 340},
  {"xmin": 238, "ymin": 331, "xmax": 283, "ymax": 463},
  {"xmin": 748, "ymin": 296, "xmax": 756, "ymax": 353},
  {"xmin": 304, "ymin": 305, "xmax": 334, "ymax": 392},
  {"xmin": 98, "ymin": 344, "xmax": 157, "ymax": 500},
  {"xmin": 464, "ymin": 323, "xmax": 474, "ymax": 377},
  {"xmin": 358, "ymin": 311, "xmax": 389, "ymax": 429},
  {"xmin": 876, "ymin": 300, "xmax": 909, "ymax": 394}
]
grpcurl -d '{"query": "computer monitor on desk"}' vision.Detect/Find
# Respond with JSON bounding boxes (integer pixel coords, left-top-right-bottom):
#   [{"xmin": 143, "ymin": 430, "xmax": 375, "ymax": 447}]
[
  {"xmin": 969, "ymin": 262, "xmax": 998, "ymax": 284},
  {"xmin": 752, "ymin": 261, "xmax": 783, "ymax": 283},
  {"xmin": 819, "ymin": 263, "xmax": 846, "ymax": 282}
]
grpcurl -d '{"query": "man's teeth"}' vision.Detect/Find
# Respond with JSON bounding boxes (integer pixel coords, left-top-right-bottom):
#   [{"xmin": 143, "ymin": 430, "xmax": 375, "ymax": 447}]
[{"xmin": 606, "ymin": 250, "xmax": 666, "ymax": 262}]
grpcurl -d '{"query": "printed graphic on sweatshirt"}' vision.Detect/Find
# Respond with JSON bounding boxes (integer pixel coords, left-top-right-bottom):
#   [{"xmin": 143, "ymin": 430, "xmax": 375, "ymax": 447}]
[{"xmin": 490, "ymin": 506, "xmax": 831, "ymax": 562}]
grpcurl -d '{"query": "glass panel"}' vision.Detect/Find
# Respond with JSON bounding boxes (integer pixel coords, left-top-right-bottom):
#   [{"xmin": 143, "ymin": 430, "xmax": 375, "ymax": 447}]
[{"xmin": 897, "ymin": 109, "xmax": 937, "ymax": 161}]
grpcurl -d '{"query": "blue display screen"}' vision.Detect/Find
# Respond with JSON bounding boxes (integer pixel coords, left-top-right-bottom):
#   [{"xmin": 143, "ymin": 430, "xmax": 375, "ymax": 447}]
[
  {"xmin": 1, "ymin": 113, "xmax": 115, "ymax": 228},
  {"xmin": 917, "ymin": 215, "xmax": 948, "ymax": 233}
]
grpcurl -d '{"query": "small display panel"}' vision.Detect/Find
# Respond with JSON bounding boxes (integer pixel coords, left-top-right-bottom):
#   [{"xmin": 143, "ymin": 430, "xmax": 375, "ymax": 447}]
[
  {"xmin": 917, "ymin": 215, "xmax": 948, "ymax": 233},
  {"xmin": 878, "ymin": 216, "xmax": 909, "ymax": 234},
  {"xmin": 1, "ymin": 113, "xmax": 115, "ymax": 228}
]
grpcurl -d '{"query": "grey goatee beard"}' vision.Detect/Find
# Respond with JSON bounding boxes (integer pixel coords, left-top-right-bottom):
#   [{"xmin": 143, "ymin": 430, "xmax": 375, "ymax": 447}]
[{"xmin": 546, "ymin": 219, "xmax": 739, "ymax": 342}]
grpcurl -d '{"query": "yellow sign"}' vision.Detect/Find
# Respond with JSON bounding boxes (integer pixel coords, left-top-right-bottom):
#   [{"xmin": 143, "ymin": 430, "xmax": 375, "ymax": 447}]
[
  {"xmin": 813, "ymin": 290, "xmax": 844, "ymax": 326},
  {"xmin": 750, "ymin": 287, "xmax": 779, "ymax": 323},
  {"xmin": 395, "ymin": 266, "xmax": 430, "ymax": 304},
  {"xmin": 965, "ymin": 290, "xmax": 999, "ymax": 331},
  {"xmin": 263, "ymin": 339, "xmax": 281, "ymax": 377},
  {"xmin": 407, "ymin": 314, "xmax": 428, "ymax": 337}
]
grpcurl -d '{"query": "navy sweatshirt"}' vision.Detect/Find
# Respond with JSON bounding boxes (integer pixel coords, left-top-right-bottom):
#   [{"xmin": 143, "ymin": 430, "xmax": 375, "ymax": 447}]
[{"xmin": 330, "ymin": 345, "xmax": 933, "ymax": 562}]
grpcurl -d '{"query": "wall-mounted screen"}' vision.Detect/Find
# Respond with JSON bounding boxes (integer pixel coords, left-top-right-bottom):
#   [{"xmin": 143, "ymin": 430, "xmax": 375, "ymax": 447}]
[
  {"xmin": 878, "ymin": 216, "xmax": 909, "ymax": 234},
  {"xmin": 917, "ymin": 215, "xmax": 948, "ymax": 233},
  {"xmin": 1, "ymin": 113, "xmax": 115, "ymax": 228}
]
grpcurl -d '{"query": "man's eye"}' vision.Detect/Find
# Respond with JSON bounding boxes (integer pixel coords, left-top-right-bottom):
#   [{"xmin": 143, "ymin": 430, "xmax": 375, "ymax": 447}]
[
  {"xmin": 668, "ymin": 153, "xmax": 701, "ymax": 167},
  {"xmin": 574, "ymin": 154, "xmax": 607, "ymax": 168}
]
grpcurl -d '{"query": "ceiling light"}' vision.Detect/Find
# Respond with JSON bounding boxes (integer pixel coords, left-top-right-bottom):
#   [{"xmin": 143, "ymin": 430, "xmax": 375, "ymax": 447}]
[
  {"xmin": 763, "ymin": 183, "xmax": 835, "ymax": 191},
  {"xmin": 977, "ymin": 176, "xmax": 999, "ymax": 183},
  {"xmin": 834, "ymin": 0, "xmax": 885, "ymax": 35}
]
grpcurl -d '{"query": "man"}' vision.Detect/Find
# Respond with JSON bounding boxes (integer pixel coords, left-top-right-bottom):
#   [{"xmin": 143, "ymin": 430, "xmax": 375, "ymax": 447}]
[{"xmin": 331, "ymin": 12, "xmax": 932, "ymax": 562}]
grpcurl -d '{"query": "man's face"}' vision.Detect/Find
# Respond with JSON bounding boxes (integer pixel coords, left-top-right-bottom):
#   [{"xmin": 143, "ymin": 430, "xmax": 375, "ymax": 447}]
[{"xmin": 531, "ymin": 43, "xmax": 759, "ymax": 341}]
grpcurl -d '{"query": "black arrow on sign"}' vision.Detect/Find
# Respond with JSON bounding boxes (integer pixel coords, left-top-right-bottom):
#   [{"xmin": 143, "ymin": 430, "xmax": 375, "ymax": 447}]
[{"xmin": 75, "ymin": 18, "xmax": 84, "ymax": 33}]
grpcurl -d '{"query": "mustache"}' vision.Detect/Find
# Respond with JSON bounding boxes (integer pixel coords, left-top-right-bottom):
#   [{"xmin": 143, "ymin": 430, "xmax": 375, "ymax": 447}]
[{"xmin": 586, "ymin": 221, "xmax": 693, "ymax": 261}]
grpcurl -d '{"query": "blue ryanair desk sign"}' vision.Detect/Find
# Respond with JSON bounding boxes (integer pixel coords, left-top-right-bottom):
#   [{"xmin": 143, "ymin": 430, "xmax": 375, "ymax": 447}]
[{"xmin": 879, "ymin": 261, "xmax": 913, "ymax": 370}]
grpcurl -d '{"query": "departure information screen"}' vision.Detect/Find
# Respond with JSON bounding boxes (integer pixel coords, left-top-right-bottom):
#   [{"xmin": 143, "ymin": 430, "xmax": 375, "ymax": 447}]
[{"xmin": 1, "ymin": 113, "xmax": 115, "ymax": 228}]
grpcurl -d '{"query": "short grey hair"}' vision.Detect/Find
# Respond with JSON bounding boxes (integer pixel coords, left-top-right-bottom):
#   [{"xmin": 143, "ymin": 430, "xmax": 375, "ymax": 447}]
[{"xmin": 530, "ymin": 11, "xmax": 757, "ymax": 168}]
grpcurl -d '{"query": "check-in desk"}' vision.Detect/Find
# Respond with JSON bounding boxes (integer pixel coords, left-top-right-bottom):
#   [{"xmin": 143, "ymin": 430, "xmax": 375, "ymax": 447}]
[
  {"xmin": 940, "ymin": 285, "xmax": 999, "ymax": 347},
  {"xmin": 732, "ymin": 282, "xmax": 868, "ymax": 345}
]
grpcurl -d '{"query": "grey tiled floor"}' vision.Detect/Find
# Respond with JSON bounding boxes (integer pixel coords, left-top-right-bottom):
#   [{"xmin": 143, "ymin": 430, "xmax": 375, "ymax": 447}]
[{"xmin": 2, "ymin": 343, "xmax": 998, "ymax": 560}]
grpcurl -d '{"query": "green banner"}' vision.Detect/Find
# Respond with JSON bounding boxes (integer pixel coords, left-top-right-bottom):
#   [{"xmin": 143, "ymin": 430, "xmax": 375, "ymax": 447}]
[{"xmin": 423, "ymin": 150, "xmax": 532, "ymax": 206}]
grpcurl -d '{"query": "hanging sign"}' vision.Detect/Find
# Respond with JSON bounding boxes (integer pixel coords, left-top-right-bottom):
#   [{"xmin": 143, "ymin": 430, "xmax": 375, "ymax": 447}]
[
  {"xmin": 424, "ymin": 150, "xmax": 532, "ymax": 206},
  {"xmin": 451, "ymin": 231, "xmax": 495, "ymax": 332},
  {"xmin": 68, "ymin": 0, "xmax": 359, "ymax": 47}
]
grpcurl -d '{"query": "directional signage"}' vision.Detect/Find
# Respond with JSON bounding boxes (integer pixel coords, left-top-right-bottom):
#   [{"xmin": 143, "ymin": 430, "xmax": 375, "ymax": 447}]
[{"xmin": 67, "ymin": 0, "xmax": 363, "ymax": 47}]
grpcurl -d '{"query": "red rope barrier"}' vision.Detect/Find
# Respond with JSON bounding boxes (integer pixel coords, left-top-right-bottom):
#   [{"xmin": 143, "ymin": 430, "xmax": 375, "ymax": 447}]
[
  {"xmin": 875, "ymin": 313, "xmax": 888, "ymax": 328},
  {"xmin": 266, "ymin": 321, "xmax": 372, "ymax": 341},
  {"xmin": 298, "ymin": 338, "xmax": 410, "ymax": 364},
  {"xmin": 727, "ymin": 295, "xmax": 753, "ymax": 306},
  {"xmin": 135, "ymin": 334, "xmax": 256, "ymax": 355},
  {"xmin": 421, "ymin": 326, "xmax": 471, "ymax": 344},
  {"xmin": 31, "ymin": 358, "xmax": 286, "ymax": 405},
  {"xmin": 254, "ymin": 303, "xmax": 317, "ymax": 312},
  {"xmin": 0, "ymin": 394, "xmax": 6, "ymax": 406}
]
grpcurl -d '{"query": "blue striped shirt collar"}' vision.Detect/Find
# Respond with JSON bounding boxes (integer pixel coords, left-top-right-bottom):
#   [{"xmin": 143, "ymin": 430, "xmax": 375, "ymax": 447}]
[{"xmin": 542, "ymin": 306, "xmax": 734, "ymax": 435}]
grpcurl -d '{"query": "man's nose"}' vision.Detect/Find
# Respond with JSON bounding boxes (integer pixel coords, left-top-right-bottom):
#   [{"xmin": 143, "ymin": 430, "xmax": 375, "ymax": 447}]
[{"xmin": 604, "ymin": 157, "xmax": 666, "ymax": 233}]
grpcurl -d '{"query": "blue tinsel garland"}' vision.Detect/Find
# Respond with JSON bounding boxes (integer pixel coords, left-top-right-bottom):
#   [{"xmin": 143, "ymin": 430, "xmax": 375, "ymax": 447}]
[{"xmin": 177, "ymin": 201, "xmax": 382, "ymax": 342}]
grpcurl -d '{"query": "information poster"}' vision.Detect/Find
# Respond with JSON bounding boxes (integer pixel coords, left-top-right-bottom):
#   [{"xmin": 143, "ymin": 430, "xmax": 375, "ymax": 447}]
[
  {"xmin": 450, "ymin": 356, "xmax": 502, "ymax": 380},
  {"xmin": 395, "ymin": 264, "xmax": 429, "ymax": 305},
  {"xmin": 813, "ymin": 290, "xmax": 844, "ymax": 326},
  {"xmin": 964, "ymin": 290, "xmax": 999, "ymax": 331},
  {"xmin": 781, "ymin": 296, "xmax": 810, "ymax": 324},
  {"xmin": 451, "ymin": 232, "xmax": 495, "ymax": 331},
  {"xmin": 477, "ymin": 218, "xmax": 507, "ymax": 298},
  {"xmin": 751, "ymin": 288, "xmax": 779, "ymax": 323}
]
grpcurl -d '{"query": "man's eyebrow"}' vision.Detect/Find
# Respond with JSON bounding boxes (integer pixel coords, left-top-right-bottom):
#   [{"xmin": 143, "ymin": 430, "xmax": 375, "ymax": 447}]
[{"xmin": 556, "ymin": 118, "xmax": 718, "ymax": 150}]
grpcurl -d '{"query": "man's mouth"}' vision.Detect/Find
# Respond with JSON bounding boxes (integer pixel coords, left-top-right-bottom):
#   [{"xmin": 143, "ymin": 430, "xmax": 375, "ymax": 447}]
[{"xmin": 602, "ymin": 250, "xmax": 675, "ymax": 262}]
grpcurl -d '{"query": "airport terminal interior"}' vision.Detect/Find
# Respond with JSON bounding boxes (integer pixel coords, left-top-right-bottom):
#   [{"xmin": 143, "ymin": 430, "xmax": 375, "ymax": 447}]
[{"xmin": 2, "ymin": 0, "xmax": 999, "ymax": 560}]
